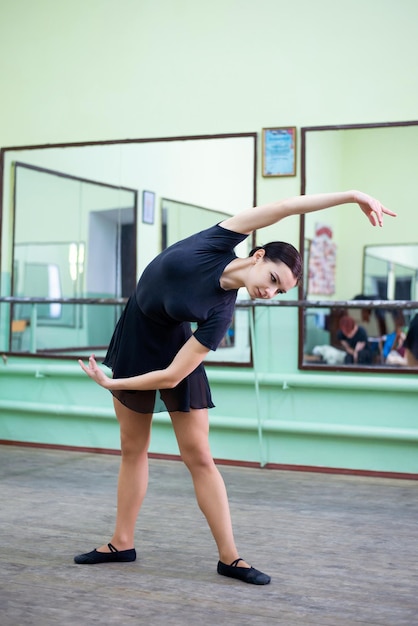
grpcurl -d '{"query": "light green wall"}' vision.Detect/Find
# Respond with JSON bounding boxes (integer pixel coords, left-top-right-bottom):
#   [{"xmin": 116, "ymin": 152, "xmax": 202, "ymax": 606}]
[
  {"xmin": 2, "ymin": 0, "xmax": 417, "ymax": 248},
  {"xmin": 1, "ymin": 0, "xmax": 418, "ymax": 474}
]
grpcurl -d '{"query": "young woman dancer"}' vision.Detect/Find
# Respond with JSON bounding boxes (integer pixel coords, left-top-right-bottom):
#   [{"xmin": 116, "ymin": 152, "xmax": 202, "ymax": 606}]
[{"xmin": 75, "ymin": 191, "xmax": 395, "ymax": 584}]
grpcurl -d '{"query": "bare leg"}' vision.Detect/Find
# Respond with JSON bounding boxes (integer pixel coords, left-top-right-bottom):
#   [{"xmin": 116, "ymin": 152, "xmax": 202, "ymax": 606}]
[
  {"xmin": 96, "ymin": 398, "xmax": 152, "ymax": 552},
  {"xmin": 170, "ymin": 409, "xmax": 249, "ymax": 567}
]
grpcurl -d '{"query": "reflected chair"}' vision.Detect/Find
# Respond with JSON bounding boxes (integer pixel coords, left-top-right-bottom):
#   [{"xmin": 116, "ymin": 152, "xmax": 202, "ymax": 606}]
[{"xmin": 11, "ymin": 319, "xmax": 28, "ymax": 351}]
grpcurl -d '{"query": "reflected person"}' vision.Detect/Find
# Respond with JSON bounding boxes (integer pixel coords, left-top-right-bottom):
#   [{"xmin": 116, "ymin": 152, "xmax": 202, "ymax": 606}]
[{"xmin": 337, "ymin": 315, "xmax": 373, "ymax": 364}]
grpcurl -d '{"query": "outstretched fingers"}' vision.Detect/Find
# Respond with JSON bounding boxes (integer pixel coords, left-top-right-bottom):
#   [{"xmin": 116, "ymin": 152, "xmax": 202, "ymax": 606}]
[
  {"xmin": 356, "ymin": 193, "xmax": 397, "ymax": 227},
  {"xmin": 373, "ymin": 201, "xmax": 397, "ymax": 227},
  {"xmin": 382, "ymin": 204, "xmax": 397, "ymax": 217}
]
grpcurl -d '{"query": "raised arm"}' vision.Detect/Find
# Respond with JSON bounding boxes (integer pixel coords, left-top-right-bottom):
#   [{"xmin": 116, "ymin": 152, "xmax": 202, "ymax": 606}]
[
  {"xmin": 219, "ymin": 190, "xmax": 397, "ymax": 235},
  {"xmin": 79, "ymin": 335, "xmax": 210, "ymax": 391}
]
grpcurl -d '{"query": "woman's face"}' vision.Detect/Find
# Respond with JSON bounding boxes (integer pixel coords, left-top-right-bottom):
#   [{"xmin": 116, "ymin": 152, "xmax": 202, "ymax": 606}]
[
  {"xmin": 246, "ymin": 250, "xmax": 298, "ymax": 300},
  {"xmin": 344, "ymin": 325, "xmax": 358, "ymax": 339}
]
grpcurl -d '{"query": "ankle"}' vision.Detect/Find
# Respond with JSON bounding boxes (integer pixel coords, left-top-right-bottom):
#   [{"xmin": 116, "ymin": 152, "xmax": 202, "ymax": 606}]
[
  {"xmin": 219, "ymin": 553, "xmax": 248, "ymax": 567},
  {"xmin": 110, "ymin": 537, "xmax": 134, "ymax": 551}
]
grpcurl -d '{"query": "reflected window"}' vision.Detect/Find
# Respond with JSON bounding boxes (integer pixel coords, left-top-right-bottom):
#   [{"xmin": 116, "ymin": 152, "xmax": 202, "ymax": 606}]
[{"xmin": 23, "ymin": 261, "xmax": 62, "ymax": 319}]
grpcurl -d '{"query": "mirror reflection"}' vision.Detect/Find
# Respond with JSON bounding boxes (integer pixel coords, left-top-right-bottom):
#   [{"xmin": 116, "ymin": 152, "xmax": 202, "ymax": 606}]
[
  {"xmin": 300, "ymin": 123, "xmax": 418, "ymax": 371},
  {"xmin": 11, "ymin": 162, "xmax": 136, "ymax": 353},
  {"xmin": 1, "ymin": 135, "xmax": 256, "ymax": 363},
  {"xmin": 364, "ymin": 244, "xmax": 418, "ymax": 301}
]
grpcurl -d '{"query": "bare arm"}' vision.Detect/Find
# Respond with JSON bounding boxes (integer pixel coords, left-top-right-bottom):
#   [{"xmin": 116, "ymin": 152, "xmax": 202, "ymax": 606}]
[
  {"xmin": 340, "ymin": 339, "xmax": 352, "ymax": 355},
  {"xmin": 78, "ymin": 335, "xmax": 210, "ymax": 391},
  {"xmin": 219, "ymin": 190, "xmax": 397, "ymax": 235},
  {"xmin": 354, "ymin": 341, "xmax": 366, "ymax": 354},
  {"xmin": 340, "ymin": 339, "xmax": 366, "ymax": 364}
]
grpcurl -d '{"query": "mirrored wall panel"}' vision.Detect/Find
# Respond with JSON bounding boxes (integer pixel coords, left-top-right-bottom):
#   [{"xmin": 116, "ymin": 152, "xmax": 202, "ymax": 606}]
[
  {"xmin": 300, "ymin": 122, "xmax": 418, "ymax": 372},
  {"xmin": 1, "ymin": 134, "xmax": 256, "ymax": 362}
]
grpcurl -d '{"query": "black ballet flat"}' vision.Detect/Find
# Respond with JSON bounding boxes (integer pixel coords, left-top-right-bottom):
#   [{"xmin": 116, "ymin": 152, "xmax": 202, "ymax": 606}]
[
  {"xmin": 74, "ymin": 542, "xmax": 136, "ymax": 564},
  {"xmin": 217, "ymin": 558, "xmax": 271, "ymax": 585}
]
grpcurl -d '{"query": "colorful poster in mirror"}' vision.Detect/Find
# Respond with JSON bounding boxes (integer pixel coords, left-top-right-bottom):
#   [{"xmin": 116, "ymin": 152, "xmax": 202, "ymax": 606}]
[{"xmin": 308, "ymin": 223, "xmax": 336, "ymax": 295}]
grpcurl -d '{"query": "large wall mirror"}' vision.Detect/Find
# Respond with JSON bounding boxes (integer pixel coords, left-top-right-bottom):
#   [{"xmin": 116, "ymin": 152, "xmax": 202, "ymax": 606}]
[
  {"xmin": 0, "ymin": 134, "xmax": 256, "ymax": 363},
  {"xmin": 299, "ymin": 121, "xmax": 418, "ymax": 372}
]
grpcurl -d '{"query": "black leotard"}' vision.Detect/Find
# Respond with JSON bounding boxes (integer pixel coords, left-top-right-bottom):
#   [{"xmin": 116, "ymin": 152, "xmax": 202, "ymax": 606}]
[{"xmin": 103, "ymin": 224, "xmax": 248, "ymax": 414}]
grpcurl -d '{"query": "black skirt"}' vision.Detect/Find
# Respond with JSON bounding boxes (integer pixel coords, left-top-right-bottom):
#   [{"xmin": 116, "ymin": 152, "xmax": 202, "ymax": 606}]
[{"xmin": 103, "ymin": 295, "xmax": 214, "ymax": 414}]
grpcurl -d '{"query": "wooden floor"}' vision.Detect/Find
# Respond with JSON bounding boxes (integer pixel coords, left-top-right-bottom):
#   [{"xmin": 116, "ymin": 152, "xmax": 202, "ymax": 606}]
[{"xmin": 1, "ymin": 444, "xmax": 417, "ymax": 626}]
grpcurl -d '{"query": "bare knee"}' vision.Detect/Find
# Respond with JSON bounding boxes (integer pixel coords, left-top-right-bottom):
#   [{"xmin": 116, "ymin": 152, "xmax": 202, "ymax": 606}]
[
  {"xmin": 120, "ymin": 432, "xmax": 150, "ymax": 462},
  {"xmin": 181, "ymin": 446, "xmax": 215, "ymax": 475}
]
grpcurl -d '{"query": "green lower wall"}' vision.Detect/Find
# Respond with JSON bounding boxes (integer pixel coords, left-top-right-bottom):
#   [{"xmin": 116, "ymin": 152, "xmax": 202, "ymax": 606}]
[{"xmin": 1, "ymin": 357, "xmax": 417, "ymax": 476}]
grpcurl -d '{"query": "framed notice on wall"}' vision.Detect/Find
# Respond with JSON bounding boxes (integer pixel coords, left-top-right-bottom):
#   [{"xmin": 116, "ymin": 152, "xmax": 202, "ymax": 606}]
[
  {"xmin": 262, "ymin": 127, "xmax": 296, "ymax": 177},
  {"xmin": 142, "ymin": 190, "xmax": 155, "ymax": 224}
]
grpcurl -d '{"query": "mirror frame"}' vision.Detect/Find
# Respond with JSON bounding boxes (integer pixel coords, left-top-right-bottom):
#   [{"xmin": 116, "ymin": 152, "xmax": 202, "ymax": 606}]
[
  {"xmin": 0, "ymin": 132, "xmax": 258, "ymax": 362},
  {"xmin": 298, "ymin": 120, "xmax": 418, "ymax": 374}
]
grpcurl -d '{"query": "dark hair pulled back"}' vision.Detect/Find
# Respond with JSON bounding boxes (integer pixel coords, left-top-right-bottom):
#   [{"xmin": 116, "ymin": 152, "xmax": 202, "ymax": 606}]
[{"xmin": 249, "ymin": 241, "xmax": 303, "ymax": 283}]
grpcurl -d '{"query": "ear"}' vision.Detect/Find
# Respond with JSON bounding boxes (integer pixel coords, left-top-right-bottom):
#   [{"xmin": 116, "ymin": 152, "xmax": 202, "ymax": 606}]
[{"xmin": 253, "ymin": 248, "xmax": 265, "ymax": 262}]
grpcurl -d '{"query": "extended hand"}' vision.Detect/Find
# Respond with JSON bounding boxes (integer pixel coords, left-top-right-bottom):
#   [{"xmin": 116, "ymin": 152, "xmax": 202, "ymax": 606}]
[
  {"xmin": 78, "ymin": 355, "xmax": 111, "ymax": 389},
  {"xmin": 354, "ymin": 191, "xmax": 397, "ymax": 226}
]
